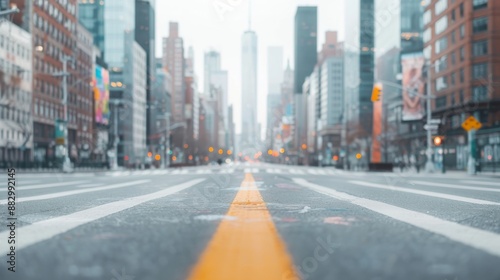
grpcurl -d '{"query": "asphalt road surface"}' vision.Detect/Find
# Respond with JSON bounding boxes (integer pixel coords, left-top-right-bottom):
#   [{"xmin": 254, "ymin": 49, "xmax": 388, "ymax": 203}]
[{"xmin": 1, "ymin": 163, "xmax": 500, "ymax": 280}]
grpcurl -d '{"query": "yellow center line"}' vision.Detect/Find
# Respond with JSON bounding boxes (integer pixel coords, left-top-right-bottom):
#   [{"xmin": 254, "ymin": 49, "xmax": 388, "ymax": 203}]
[{"xmin": 187, "ymin": 173, "xmax": 298, "ymax": 280}]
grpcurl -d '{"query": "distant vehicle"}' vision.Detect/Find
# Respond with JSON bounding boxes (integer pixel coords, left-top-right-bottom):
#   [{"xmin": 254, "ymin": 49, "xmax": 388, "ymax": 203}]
[
  {"xmin": 217, "ymin": 159, "xmax": 223, "ymax": 165},
  {"xmin": 209, "ymin": 161, "xmax": 219, "ymax": 166}
]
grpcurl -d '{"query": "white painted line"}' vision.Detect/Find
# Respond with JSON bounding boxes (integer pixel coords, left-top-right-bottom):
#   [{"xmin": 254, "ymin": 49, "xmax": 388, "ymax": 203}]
[
  {"xmin": 412, "ymin": 180, "xmax": 500, "ymax": 193},
  {"xmin": 348, "ymin": 180, "xmax": 500, "ymax": 205},
  {"xmin": 76, "ymin": 184, "xmax": 103, "ymax": 188},
  {"xmin": 196, "ymin": 169, "xmax": 213, "ymax": 174},
  {"xmin": 0, "ymin": 179, "xmax": 205, "ymax": 256},
  {"xmin": 171, "ymin": 170, "xmax": 181, "ymax": 174},
  {"xmin": 244, "ymin": 168, "xmax": 251, "ymax": 173},
  {"xmin": 316, "ymin": 170, "xmax": 327, "ymax": 175},
  {"xmin": 0, "ymin": 180, "xmax": 150, "ymax": 204},
  {"xmin": 274, "ymin": 168, "xmax": 283, "ymax": 174},
  {"xmin": 290, "ymin": 169, "xmax": 305, "ymax": 175},
  {"xmin": 219, "ymin": 169, "xmax": 234, "ymax": 174},
  {"xmin": 0, "ymin": 180, "xmax": 89, "ymax": 192},
  {"xmin": 252, "ymin": 168, "xmax": 259, "ymax": 173},
  {"xmin": 461, "ymin": 180, "xmax": 500, "ymax": 187},
  {"xmin": 307, "ymin": 169, "xmax": 319, "ymax": 175},
  {"xmin": 266, "ymin": 168, "xmax": 275, "ymax": 173},
  {"xmin": 16, "ymin": 180, "xmax": 40, "ymax": 184},
  {"xmin": 180, "ymin": 169, "xmax": 188, "ymax": 174},
  {"xmin": 293, "ymin": 178, "xmax": 500, "ymax": 258}
]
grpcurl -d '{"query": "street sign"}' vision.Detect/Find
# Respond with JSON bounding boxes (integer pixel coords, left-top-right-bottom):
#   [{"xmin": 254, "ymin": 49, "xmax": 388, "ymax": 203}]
[
  {"xmin": 429, "ymin": 119, "xmax": 441, "ymax": 125},
  {"xmin": 461, "ymin": 116, "xmax": 482, "ymax": 131},
  {"xmin": 424, "ymin": 124, "xmax": 439, "ymax": 131}
]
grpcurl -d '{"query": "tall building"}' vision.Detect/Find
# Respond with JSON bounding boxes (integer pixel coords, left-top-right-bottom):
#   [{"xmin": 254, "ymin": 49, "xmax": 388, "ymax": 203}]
[
  {"xmin": 0, "ymin": 20, "xmax": 33, "ymax": 164},
  {"xmin": 266, "ymin": 46, "xmax": 284, "ymax": 149},
  {"xmin": 27, "ymin": 0, "xmax": 84, "ymax": 166},
  {"xmin": 241, "ymin": 30, "xmax": 258, "ymax": 146},
  {"xmin": 150, "ymin": 58, "xmax": 171, "ymax": 167},
  {"xmin": 423, "ymin": 0, "xmax": 500, "ymax": 171},
  {"xmin": 344, "ymin": 0, "xmax": 375, "ymax": 164},
  {"xmin": 135, "ymin": 0, "xmax": 156, "ymax": 150},
  {"xmin": 204, "ymin": 50, "xmax": 221, "ymax": 96},
  {"xmin": 294, "ymin": 6, "xmax": 317, "ymax": 94},
  {"xmin": 163, "ymin": 22, "xmax": 185, "ymax": 155},
  {"xmin": 375, "ymin": 0, "xmax": 424, "ymax": 164},
  {"xmin": 100, "ymin": 0, "xmax": 148, "ymax": 167},
  {"xmin": 294, "ymin": 6, "xmax": 317, "ymax": 164},
  {"xmin": 78, "ymin": 0, "xmax": 105, "ymax": 61},
  {"xmin": 75, "ymin": 23, "xmax": 95, "ymax": 163}
]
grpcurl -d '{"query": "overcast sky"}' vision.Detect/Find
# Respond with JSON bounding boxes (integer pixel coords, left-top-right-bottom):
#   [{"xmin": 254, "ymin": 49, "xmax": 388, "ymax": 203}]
[{"xmin": 155, "ymin": 0, "xmax": 345, "ymax": 135}]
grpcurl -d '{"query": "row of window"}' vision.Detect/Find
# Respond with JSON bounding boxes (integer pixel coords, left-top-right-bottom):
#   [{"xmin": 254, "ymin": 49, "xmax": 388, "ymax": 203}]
[
  {"xmin": 435, "ymin": 85, "xmax": 488, "ymax": 109},
  {"xmin": 0, "ymin": 36, "xmax": 31, "ymax": 61},
  {"xmin": 435, "ymin": 63, "xmax": 487, "ymax": 92},
  {"xmin": 0, "ymin": 107, "xmax": 31, "ymax": 124},
  {"xmin": 0, "ymin": 129, "xmax": 27, "ymax": 142},
  {"xmin": 0, "ymin": 59, "xmax": 31, "ymax": 82},
  {"xmin": 35, "ymin": 0, "xmax": 77, "ymax": 33},
  {"xmin": 425, "ymin": 0, "xmax": 488, "ymax": 26}
]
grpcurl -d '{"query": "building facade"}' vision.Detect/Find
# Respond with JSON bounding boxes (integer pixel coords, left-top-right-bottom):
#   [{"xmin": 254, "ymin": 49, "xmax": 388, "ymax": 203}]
[
  {"xmin": 135, "ymin": 0, "xmax": 155, "ymax": 149},
  {"xmin": 266, "ymin": 46, "xmax": 284, "ymax": 150},
  {"xmin": 344, "ymin": 0, "xmax": 375, "ymax": 167},
  {"xmin": 241, "ymin": 30, "xmax": 258, "ymax": 148},
  {"xmin": 424, "ymin": 0, "xmax": 500, "ymax": 171},
  {"xmin": 294, "ymin": 6, "xmax": 317, "ymax": 164},
  {"xmin": 0, "ymin": 20, "xmax": 33, "ymax": 165}
]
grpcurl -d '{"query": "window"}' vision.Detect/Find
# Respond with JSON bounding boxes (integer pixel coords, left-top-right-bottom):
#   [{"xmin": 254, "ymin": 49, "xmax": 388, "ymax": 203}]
[
  {"xmin": 472, "ymin": 40, "xmax": 488, "ymax": 56},
  {"xmin": 460, "ymin": 3, "xmax": 464, "ymax": 17},
  {"xmin": 460, "ymin": 46, "xmax": 465, "ymax": 61},
  {"xmin": 435, "ymin": 37, "xmax": 448, "ymax": 54},
  {"xmin": 472, "ymin": 86, "xmax": 488, "ymax": 101},
  {"xmin": 435, "ymin": 16, "xmax": 448, "ymax": 35},
  {"xmin": 451, "ymin": 30, "xmax": 456, "ymax": 44},
  {"xmin": 473, "ymin": 0, "xmax": 488, "ymax": 10},
  {"xmin": 459, "ymin": 90, "xmax": 464, "ymax": 102},
  {"xmin": 451, "ymin": 52, "xmax": 456, "ymax": 65},
  {"xmin": 451, "ymin": 9, "xmax": 456, "ymax": 23},
  {"xmin": 460, "ymin": 68, "xmax": 465, "ymax": 83},
  {"xmin": 423, "ymin": 28, "xmax": 431, "ymax": 43},
  {"xmin": 436, "ymin": 76, "xmax": 448, "ymax": 91},
  {"xmin": 435, "ymin": 55, "xmax": 447, "ymax": 72},
  {"xmin": 423, "ymin": 10, "xmax": 431, "ymax": 25},
  {"xmin": 435, "ymin": 0, "xmax": 448, "ymax": 15},
  {"xmin": 436, "ymin": 96, "xmax": 447, "ymax": 108},
  {"xmin": 451, "ymin": 72, "xmax": 456, "ymax": 85},
  {"xmin": 472, "ymin": 63, "xmax": 488, "ymax": 79},
  {"xmin": 459, "ymin": 24, "xmax": 465, "ymax": 38},
  {"xmin": 472, "ymin": 17, "xmax": 488, "ymax": 33}
]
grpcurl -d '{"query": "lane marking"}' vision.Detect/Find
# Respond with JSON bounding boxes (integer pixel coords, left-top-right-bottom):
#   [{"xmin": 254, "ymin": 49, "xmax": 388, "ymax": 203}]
[
  {"xmin": 0, "ymin": 180, "xmax": 150, "ymax": 204},
  {"xmin": 290, "ymin": 169, "xmax": 305, "ymax": 174},
  {"xmin": 0, "ymin": 179, "xmax": 204, "ymax": 256},
  {"xmin": 461, "ymin": 180, "xmax": 500, "ymax": 187},
  {"xmin": 0, "ymin": 180, "xmax": 89, "ymax": 192},
  {"xmin": 412, "ymin": 180, "xmax": 500, "ymax": 193},
  {"xmin": 244, "ymin": 168, "xmax": 251, "ymax": 173},
  {"xmin": 188, "ymin": 173, "xmax": 298, "ymax": 280},
  {"xmin": 348, "ymin": 180, "xmax": 500, "ymax": 205},
  {"xmin": 251, "ymin": 168, "xmax": 259, "ymax": 173},
  {"xmin": 293, "ymin": 178, "xmax": 500, "ymax": 258}
]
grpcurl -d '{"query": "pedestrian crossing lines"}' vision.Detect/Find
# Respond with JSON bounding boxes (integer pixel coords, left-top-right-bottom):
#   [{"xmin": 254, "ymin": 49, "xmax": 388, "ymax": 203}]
[{"xmin": 102, "ymin": 167, "xmax": 344, "ymax": 177}]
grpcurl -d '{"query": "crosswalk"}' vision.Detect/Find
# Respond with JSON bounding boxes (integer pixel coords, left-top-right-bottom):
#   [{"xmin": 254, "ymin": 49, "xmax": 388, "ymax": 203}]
[{"xmin": 101, "ymin": 167, "xmax": 344, "ymax": 177}]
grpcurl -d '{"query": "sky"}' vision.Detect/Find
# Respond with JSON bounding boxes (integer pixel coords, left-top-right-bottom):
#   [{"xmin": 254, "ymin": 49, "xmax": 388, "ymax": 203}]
[{"xmin": 155, "ymin": 0, "xmax": 345, "ymax": 136}]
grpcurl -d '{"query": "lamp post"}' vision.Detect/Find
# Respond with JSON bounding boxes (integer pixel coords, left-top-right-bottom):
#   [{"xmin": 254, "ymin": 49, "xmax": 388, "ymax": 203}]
[
  {"xmin": 0, "ymin": 6, "xmax": 19, "ymax": 18},
  {"xmin": 52, "ymin": 55, "xmax": 73, "ymax": 172}
]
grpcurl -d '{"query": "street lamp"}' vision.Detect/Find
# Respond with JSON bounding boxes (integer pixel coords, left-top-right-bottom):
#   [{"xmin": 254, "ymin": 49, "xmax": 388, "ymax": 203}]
[
  {"xmin": 51, "ymin": 55, "xmax": 74, "ymax": 173},
  {"xmin": 0, "ymin": 5, "xmax": 19, "ymax": 18}
]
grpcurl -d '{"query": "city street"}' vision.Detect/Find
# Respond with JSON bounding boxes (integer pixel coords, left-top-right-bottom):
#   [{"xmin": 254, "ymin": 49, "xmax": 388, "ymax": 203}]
[{"xmin": 1, "ymin": 164, "xmax": 500, "ymax": 280}]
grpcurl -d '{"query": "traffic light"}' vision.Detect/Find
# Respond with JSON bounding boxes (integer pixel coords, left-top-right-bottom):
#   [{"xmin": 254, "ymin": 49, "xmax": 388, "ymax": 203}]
[
  {"xmin": 371, "ymin": 83, "xmax": 383, "ymax": 102},
  {"xmin": 433, "ymin": 136, "xmax": 444, "ymax": 146}
]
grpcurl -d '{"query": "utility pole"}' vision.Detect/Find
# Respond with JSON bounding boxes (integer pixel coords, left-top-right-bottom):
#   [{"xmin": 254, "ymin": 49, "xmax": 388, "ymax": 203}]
[
  {"xmin": 52, "ymin": 55, "xmax": 73, "ymax": 172},
  {"xmin": 424, "ymin": 61, "xmax": 434, "ymax": 173}
]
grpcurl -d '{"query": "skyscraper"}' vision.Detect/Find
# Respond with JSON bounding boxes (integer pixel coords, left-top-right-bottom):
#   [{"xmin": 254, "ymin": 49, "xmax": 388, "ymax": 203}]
[
  {"xmin": 135, "ymin": 0, "xmax": 156, "ymax": 149},
  {"xmin": 294, "ymin": 6, "xmax": 317, "ymax": 163},
  {"xmin": 266, "ymin": 46, "xmax": 284, "ymax": 149},
  {"xmin": 163, "ymin": 22, "xmax": 185, "ymax": 155},
  {"xmin": 241, "ymin": 30, "xmax": 258, "ymax": 145},
  {"xmin": 78, "ymin": 0, "xmax": 105, "ymax": 61},
  {"xmin": 344, "ymin": 0, "xmax": 375, "ymax": 163},
  {"xmin": 204, "ymin": 50, "xmax": 221, "ymax": 96},
  {"xmin": 294, "ymin": 6, "xmax": 317, "ymax": 94}
]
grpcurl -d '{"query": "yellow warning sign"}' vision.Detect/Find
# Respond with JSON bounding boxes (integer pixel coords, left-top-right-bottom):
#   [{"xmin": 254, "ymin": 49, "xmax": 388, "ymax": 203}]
[{"xmin": 461, "ymin": 116, "xmax": 482, "ymax": 131}]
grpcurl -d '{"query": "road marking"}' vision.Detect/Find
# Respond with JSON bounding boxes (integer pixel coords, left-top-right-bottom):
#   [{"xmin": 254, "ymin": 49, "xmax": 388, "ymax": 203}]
[
  {"xmin": 412, "ymin": 180, "xmax": 500, "ymax": 193},
  {"xmin": 461, "ymin": 180, "xmax": 500, "ymax": 187},
  {"xmin": 188, "ymin": 173, "xmax": 298, "ymax": 280},
  {"xmin": 180, "ymin": 169, "xmax": 189, "ymax": 174},
  {"xmin": 171, "ymin": 170, "xmax": 181, "ymax": 174},
  {"xmin": 0, "ymin": 180, "xmax": 150, "ymax": 204},
  {"xmin": 307, "ymin": 169, "xmax": 319, "ymax": 175},
  {"xmin": 244, "ymin": 168, "xmax": 251, "ymax": 173},
  {"xmin": 293, "ymin": 178, "xmax": 500, "ymax": 258},
  {"xmin": 0, "ymin": 179, "xmax": 204, "ymax": 256},
  {"xmin": 219, "ymin": 168, "xmax": 234, "ymax": 174},
  {"xmin": 252, "ymin": 168, "xmax": 259, "ymax": 173},
  {"xmin": 76, "ymin": 184, "xmax": 103, "ymax": 188},
  {"xmin": 348, "ymin": 180, "xmax": 500, "ymax": 205},
  {"xmin": 290, "ymin": 169, "xmax": 305, "ymax": 174},
  {"xmin": 0, "ymin": 180, "xmax": 88, "ymax": 192},
  {"xmin": 196, "ymin": 169, "xmax": 213, "ymax": 174},
  {"xmin": 266, "ymin": 168, "xmax": 275, "ymax": 173}
]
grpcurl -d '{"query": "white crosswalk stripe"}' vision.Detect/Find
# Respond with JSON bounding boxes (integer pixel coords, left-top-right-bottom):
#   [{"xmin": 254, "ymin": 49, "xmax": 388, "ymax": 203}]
[
  {"xmin": 412, "ymin": 180, "xmax": 500, "ymax": 193},
  {"xmin": 0, "ymin": 180, "xmax": 89, "ymax": 192},
  {"xmin": 293, "ymin": 178, "xmax": 500, "ymax": 258}
]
